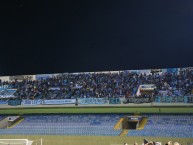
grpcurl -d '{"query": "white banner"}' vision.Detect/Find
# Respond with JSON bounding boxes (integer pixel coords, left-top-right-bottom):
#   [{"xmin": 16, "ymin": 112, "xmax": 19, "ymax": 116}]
[
  {"xmin": 136, "ymin": 84, "xmax": 156, "ymax": 96},
  {"xmin": 43, "ymin": 99, "xmax": 76, "ymax": 105},
  {"xmin": 72, "ymin": 84, "xmax": 83, "ymax": 89},
  {"xmin": 0, "ymin": 94, "xmax": 15, "ymax": 98},
  {"xmin": 48, "ymin": 87, "xmax": 60, "ymax": 91}
]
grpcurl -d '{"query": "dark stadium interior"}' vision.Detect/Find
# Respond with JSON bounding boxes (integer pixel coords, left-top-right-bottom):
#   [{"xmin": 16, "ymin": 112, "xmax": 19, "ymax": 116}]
[
  {"xmin": 0, "ymin": 0, "xmax": 193, "ymax": 76},
  {"xmin": 127, "ymin": 122, "xmax": 137, "ymax": 130}
]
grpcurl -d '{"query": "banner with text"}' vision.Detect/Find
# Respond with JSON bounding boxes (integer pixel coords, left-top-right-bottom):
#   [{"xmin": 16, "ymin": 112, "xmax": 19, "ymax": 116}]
[
  {"xmin": 154, "ymin": 96, "xmax": 193, "ymax": 103},
  {"xmin": 22, "ymin": 100, "xmax": 43, "ymax": 105},
  {"xmin": 8, "ymin": 99, "xmax": 22, "ymax": 106},
  {"xmin": 43, "ymin": 99, "xmax": 76, "ymax": 105},
  {"xmin": 0, "ymin": 88, "xmax": 17, "ymax": 98},
  {"xmin": 109, "ymin": 98, "xmax": 121, "ymax": 104},
  {"xmin": 78, "ymin": 98, "xmax": 108, "ymax": 105},
  {"xmin": 123, "ymin": 96, "xmax": 154, "ymax": 104}
]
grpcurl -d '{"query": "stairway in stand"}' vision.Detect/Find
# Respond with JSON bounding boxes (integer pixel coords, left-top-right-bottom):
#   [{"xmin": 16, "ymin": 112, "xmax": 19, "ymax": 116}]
[
  {"xmin": 137, "ymin": 117, "xmax": 148, "ymax": 130},
  {"xmin": 119, "ymin": 129, "xmax": 129, "ymax": 136},
  {"xmin": 8, "ymin": 118, "xmax": 24, "ymax": 129},
  {"xmin": 114, "ymin": 118, "xmax": 124, "ymax": 130}
]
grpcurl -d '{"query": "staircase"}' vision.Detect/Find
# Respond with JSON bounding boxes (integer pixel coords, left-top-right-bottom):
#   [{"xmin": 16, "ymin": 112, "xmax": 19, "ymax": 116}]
[
  {"xmin": 119, "ymin": 129, "xmax": 129, "ymax": 136},
  {"xmin": 7, "ymin": 117, "xmax": 24, "ymax": 129},
  {"xmin": 137, "ymin": 117, "xmax": 148, "ymax": 130},
  {"xmin": 114, "ymin": 118, "xmax": 124, "ymax": 130}
]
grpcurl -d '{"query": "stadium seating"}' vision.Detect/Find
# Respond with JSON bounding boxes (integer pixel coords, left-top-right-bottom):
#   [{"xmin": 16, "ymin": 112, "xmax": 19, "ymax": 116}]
[
  {"xmin": 128, "ymin": 114, "xmax": 193, "ymax": 138},
  {"xmin": 0, "ymin": 114, "xmax": 124, "ymax": 136},
  {"xmin": 0, "ymin": 115, "xmax": 5, "ymax": 121},
  {"xmin": 0, "ymin": 114, "xmax": 193, "ymax": 137}
]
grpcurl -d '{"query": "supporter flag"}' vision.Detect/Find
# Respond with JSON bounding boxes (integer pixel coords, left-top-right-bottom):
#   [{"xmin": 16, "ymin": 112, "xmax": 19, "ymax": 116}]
[
  {"xmin": 48, "ymin": 87, "xmax": 60, "ymax": 91},
  {"xmin": 72, "ymin": 84, "xmax": 82, "ymax": 89},
  {"xmin": 136, "ymin": 84, "xmax": 155, "ymax": 96},
  {"xmin": 167, "ymin": 68, "xmax": 178, "ymax": 73}
]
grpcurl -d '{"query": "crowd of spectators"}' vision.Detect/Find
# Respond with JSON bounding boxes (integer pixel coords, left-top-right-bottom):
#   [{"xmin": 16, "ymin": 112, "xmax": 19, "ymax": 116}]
[
  {"xmin": 123, "ymin": 139, "xmax": 182, "ymax": 145},
  {"xmin": 0, "ymin": 68, "xmax": 193, "ymax": 100}
]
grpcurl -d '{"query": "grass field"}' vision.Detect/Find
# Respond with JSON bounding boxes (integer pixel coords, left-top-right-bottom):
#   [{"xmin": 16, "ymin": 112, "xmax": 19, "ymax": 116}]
[
  {"xmin": 1, "ymin": 106, "xmax": 193, "ymax": 145},
  {"xmin": 0, "ymin": 106, "xmax": 193, "ymax": 114},
  {"xmin": 0, "ymin": 135, "xmax": 193, "ymax": 145}
]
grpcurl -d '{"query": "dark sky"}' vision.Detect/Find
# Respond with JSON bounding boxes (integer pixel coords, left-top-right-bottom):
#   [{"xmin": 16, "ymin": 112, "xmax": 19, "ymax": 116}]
[{"xmin": 0, "ymin": 0, "xmax": 193, "ymax": 76}]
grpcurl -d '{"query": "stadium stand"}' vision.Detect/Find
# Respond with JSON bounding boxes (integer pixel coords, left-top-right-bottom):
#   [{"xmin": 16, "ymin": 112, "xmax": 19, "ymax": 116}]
[{"xmin": 0, "ymin": 67, "xmax": 192, "ymax": 100}]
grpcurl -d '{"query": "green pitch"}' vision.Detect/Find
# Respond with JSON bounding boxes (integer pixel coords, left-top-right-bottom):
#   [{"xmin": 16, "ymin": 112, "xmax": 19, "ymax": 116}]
[
  {"xmin": 0, "ymin": 106, "xmax": 193, "ymax": 114},
  {"xmin": 0, "ymin": 135, "xmax": 193, "ymax": 145}
]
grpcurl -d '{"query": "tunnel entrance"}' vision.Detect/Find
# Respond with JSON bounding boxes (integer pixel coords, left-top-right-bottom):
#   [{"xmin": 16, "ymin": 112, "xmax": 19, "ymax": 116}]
[
  {"xmin": 127, "ymin": 121, "xmax": 138, "ymax": 129},
  {"xmin": 122, "ymin": 116, "xmax": 142, "ymax": 130}
]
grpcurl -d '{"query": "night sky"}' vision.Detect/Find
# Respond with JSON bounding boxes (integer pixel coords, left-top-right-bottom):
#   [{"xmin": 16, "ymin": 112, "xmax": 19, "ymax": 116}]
[{"xmin": 0, "ymin": 0, "xmax": 193, "ymax": 76}]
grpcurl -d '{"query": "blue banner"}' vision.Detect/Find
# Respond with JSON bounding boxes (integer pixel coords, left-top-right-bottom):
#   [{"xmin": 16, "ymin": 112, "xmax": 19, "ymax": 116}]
[
  {"xmin": 0, "ymin": 100, "xmax": 8, "ymax": 104},
  {"xmin": 0, "ymin": 86, "xmax": 17, "ymax": 91},
  {"xmin": 187, "ymin": 96, "xmax": 193, "ymax": 103},
  {"xmin": 79, "ymin": 98, "xmax": 108, "ymax": 104},
  {"xmin": 167, "ymin": 68, "xmax": 178, "ymax": 73},
  {"xmin": 109, "ymin": 98, "xmax": 121, "ymax": 104},
  {"xmin": 35, "ymin": 74, "xmax": 52, "ymax": 80},
  {"xmin": 6, "ymin": 89, "xmax": 17, "ymax": 93},
  {"xmin": 154, "ymin": 96, "xmax": 191, "ymax": 103},
  {"xmin": 8, "ymin": 99, "xmax": 22, "ymax": 106},
  {"xmin": 0, "ymin": 85, "xmax": 9, "ymax": 90},
  {"xmin": 0, "ymin": 88, "xmax": 17, "ymax": 98},
  {"xmin": 22, "ymin": 100, "xmax": 43, "ymax": 105}
]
